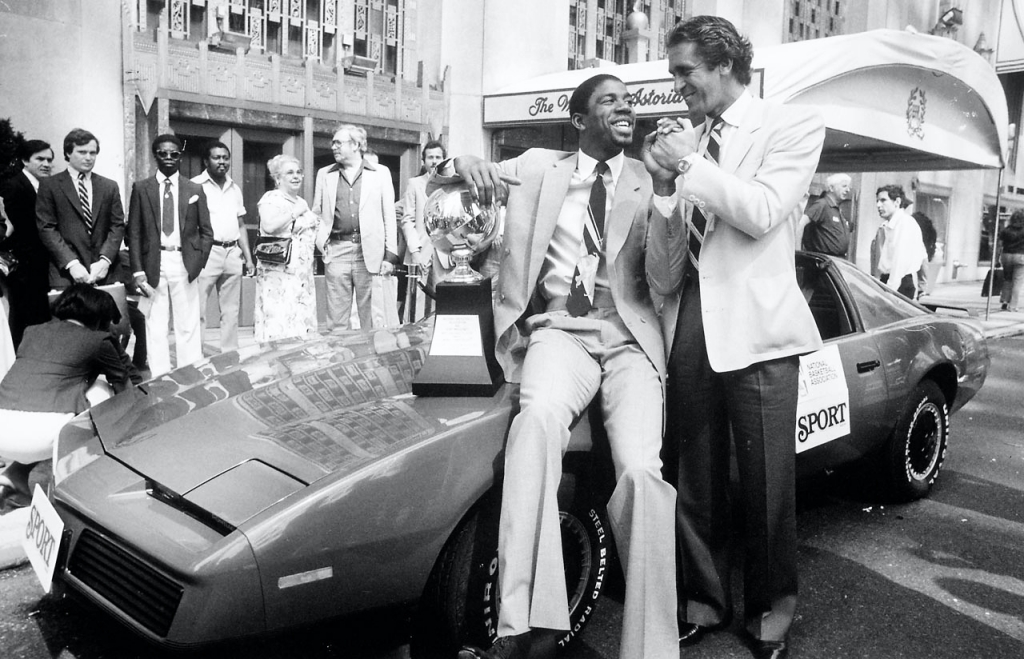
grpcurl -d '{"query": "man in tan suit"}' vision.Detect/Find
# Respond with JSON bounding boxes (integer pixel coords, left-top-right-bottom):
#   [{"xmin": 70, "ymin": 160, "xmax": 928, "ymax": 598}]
[
  {"xmin": 312, "ymin": 125, "xmax": 399, "ymax": 330},
  {"xmin": 647, "ymin": 16, "xmax": 825, "ymax": 659},
  {"xmin": 455, "ymin": 74, "xmax": 680, "ymax": 659}
]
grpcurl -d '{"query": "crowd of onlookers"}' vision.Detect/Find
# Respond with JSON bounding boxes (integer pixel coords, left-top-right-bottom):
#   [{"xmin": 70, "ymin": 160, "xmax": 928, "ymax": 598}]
[{"xmin": 0, "ymin": 124, "xmax": 452, "ymax": 512}]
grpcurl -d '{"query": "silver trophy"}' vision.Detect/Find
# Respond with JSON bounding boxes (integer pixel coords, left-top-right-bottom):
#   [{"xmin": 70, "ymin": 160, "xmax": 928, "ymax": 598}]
[{"xmin": 424, "ymin": 186, "xmax": 500, "ymax": 284}]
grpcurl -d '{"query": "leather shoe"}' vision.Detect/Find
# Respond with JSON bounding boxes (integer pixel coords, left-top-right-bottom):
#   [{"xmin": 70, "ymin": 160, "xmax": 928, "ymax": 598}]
[
  {"xmin": 751, "ymin": 638, "xmax": 789, "ymax": 659},
  {"xmin": 458, "ymin": 633, "xmax": 530, "ymax": 659},
  {"xmin": 678, "ymin": 615, "xmax": 731, "ymax": 647}
]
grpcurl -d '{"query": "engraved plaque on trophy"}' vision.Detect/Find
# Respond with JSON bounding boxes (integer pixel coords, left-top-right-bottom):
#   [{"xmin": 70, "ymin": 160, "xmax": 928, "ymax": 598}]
[{"xmin": 412, "ymin": 185, "xmax": 504, "ymax": 397}]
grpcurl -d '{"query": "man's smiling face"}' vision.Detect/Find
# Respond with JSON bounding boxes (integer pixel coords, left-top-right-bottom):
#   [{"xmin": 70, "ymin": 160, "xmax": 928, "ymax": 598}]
[
  {"xmin": 574, "ymin": 78, "xmax": 635, "ymax": 160},
  {"xmin": 668, "ymin": 41, "xmax": 731, "ymax": 121}
]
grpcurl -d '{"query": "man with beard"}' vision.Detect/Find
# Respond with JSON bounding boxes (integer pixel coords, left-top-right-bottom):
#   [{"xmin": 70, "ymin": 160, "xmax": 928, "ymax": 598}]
[
  {"xmin": 453, "ymin": 73, "xmax": 680, "ymax": 659},
  {"xmin": 193, "ymin": 142, "xmax": 252, "ymax": 352}
]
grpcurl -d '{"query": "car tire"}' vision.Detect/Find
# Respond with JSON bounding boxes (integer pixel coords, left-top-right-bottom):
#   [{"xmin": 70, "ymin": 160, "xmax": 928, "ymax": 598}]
[
  {"xmin": 410, "ymin": 468, "xmax": 609, "ymax": 658},
  {"xmin": 879, "ymin": 379, "xmax": 949, "ymax": 502}
]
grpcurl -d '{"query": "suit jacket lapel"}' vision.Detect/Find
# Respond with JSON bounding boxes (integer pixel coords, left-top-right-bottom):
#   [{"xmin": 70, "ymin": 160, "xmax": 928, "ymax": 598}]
[
  {"xmin": 59, "ymin": 170, "xmax": 88, "ymax": 220},
  {"xmin": 177, "ymin": 179, "xmax": 191, "ymax": 233},
  {"xmin": 721, "ymin": 97, "xmax": 763, "ymax": 174},
  {"xmin": 528, "ymin": 155, "xmax": 576, "ymax": 285},
  {"xmin": 605, "ymin": 164, "xmax": 640, "ymax": 262},
  {"xmin": 145, "ymin": 178, "xmax": 161, "ymax": 234}
]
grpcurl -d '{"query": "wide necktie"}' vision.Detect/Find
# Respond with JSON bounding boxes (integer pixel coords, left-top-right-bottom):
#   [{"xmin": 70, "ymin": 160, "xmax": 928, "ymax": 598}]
[
  {"xmin": 687, "ymin": 116, "xmax": 724, "ymax": 270},
  {"xmin": 77, "ymin": 173, "xmax": 93, "ymax": 232},
  {"xmin": 566, "ymin": 161, "xmax": 608, "ymax": 317},
  {"xmin": 162, "ymin": 179, "xmax": 174, "ymax": 236}
]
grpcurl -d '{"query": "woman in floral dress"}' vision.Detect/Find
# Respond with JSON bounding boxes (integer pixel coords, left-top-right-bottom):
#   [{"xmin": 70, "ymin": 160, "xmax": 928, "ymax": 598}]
[{"xmin": 254, "ymin": 155, "xmax": 319, "ymax": 342}]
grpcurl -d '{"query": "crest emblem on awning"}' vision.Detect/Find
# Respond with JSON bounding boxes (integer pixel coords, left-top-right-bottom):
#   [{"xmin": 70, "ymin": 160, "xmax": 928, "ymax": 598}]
[{"xmin": 907, "ymin": 87, "xmax": 926, "ymax": 139}]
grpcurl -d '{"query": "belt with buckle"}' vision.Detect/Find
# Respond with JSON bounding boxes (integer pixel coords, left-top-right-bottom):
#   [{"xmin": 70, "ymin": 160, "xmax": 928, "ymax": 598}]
[
  {"xmin": 160, "ymin": 245, "xmax": 182, "ymax": 252},
  {"xmin": 212, "ymin": 239, "xmax": 238, "ymax": 248},
  {"xmin": 330, "ymin": 231, "xmax": 360, "ymax": 243}
]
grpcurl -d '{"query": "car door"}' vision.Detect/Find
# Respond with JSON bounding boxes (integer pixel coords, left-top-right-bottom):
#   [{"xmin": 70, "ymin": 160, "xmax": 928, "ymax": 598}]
[{"xmin": 795, "ymin": 256, "xmax": 891, "ymax": 475}]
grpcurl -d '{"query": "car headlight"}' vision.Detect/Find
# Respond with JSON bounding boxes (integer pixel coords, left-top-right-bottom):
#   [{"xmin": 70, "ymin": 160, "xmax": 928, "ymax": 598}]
[{"xmin": 52, "ymin": 413, "xmax": 103, "ymax": 487}]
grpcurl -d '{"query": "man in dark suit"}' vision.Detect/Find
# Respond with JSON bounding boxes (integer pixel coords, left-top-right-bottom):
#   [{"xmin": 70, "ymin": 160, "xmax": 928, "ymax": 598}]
[
  {"xmin": 127, "ymin": 134, "xmax": 213, "ymax": 376},
  {"xmin": 646, "ymin": 16, "xmax": 825, "ymax": 659},
  {"xmin": 0, "ymin": 139, "xmax": 54, "ymax": 347},
  {"xmin": 36, "ymin": 128, "xmax": 125, "ymax": 289},
  {"xmin": 454, "ymin": 74, "xmax": 680, "ymax": 659}
]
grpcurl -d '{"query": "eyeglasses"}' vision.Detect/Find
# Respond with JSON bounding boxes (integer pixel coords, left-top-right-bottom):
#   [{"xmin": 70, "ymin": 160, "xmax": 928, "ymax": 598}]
[
  {"xmin": 156, "ymin": 151, "xmax": 182, "ymax": 159},
  {"xmin": 331, "ymin": 139, "xmax": 354, "ymax": 147}
]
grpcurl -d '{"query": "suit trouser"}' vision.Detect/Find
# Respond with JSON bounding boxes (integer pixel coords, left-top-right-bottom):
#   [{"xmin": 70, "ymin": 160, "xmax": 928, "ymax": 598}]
[
  {"xmin": 324, "ymin": 240, "xmax": 371, "ymax": 330},
  {"xmin": 145, "ymin": 251, "xmax": 203, "ymax": 376},
  {"xmin": 497, "ymin": 308, "xmax": 678, "ymax": 659},
  {"xmin": 6, "ymin": 265, "xmax": 52, "ymax": 349},
  {"xmin": 880, "ymin": 272, "xmax": 916, "ymax": 299},
  {"xmin": 669, "ymin": 278, "xmax": 799, "ymax": 642},
  {"xmin": 199, "ymin": 244, "xmax": 244, "ymax": 351}
]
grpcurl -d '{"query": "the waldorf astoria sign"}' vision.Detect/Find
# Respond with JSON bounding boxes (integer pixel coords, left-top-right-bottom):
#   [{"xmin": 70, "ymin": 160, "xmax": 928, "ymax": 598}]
[{"xmin": 483, "ymin": 69, "xmax": 763, "ymax": 126}]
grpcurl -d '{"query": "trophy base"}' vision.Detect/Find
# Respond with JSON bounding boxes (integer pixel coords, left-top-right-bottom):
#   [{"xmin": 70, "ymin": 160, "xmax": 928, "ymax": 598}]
[{"xmin": 412, "ymin": 278, "xmax": 504, "ymax": 397}]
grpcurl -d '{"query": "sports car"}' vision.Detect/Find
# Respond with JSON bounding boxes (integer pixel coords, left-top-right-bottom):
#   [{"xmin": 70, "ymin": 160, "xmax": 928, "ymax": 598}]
[{"xmin": 42, "ymin": 251, "xmax": 987, "ymax": 655}]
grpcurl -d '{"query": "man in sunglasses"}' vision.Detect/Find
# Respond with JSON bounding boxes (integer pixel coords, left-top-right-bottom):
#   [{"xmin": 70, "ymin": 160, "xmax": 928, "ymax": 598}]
[
  {"xmin": 36, "ymin": 128, "xmax": 126, "ymax": 290},
  {"xmin": 127, "ymin": 134, "xmax": 214, "ymax": 376}
]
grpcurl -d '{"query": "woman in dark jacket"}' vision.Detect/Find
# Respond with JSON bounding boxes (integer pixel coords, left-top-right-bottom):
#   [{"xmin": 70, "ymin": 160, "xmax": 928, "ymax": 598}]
[
  {"xmin": 999, "ymin": 209, "xmax": 1024, "ymax": 312},
  {"xmin": 0, "ymin": 284, "xmax": 140, "ymax": 511}
]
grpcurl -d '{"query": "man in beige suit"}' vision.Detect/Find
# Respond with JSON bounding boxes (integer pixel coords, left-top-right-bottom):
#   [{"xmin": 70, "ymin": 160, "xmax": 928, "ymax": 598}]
[
  {"xmin": 313, "ymin": 124, "xmax": 399, "ymax": 329},
  {"xmin": 455, "ymin": 74, "xmax": 680, "ymax": 659},
  {"xmin": 647, "ymin": 16, "xmax": 825, "ymax": 659}
]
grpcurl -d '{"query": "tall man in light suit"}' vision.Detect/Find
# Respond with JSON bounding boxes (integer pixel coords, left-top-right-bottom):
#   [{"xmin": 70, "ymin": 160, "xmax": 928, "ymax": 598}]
[
  {"xmin": 127, "ymin": 134, "xmax": 214, "ymax": 376},
  {"xmin": 36, "ymin": 128, "xmax": 125, "ymax": 290},
  {"xmin": 646, "ymin": 16, "xmax": 825, "ymax": 659},
  {"xmin": 455, "ymin": 74, "xmax": 680, "ymax": 659},
  {"xmin": 313, "ymin": 124, "xmax": 399, "ymax": 329}
]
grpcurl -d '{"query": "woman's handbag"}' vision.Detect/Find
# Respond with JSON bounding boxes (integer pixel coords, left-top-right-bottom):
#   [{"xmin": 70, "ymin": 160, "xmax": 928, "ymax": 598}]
[
  {"xmin": 254, "ymin": 218, "xmax": 296, "ymax": 266},
  {"xmin": 254, "ymin": 236, "xmax": 292, "ymax": 265}
]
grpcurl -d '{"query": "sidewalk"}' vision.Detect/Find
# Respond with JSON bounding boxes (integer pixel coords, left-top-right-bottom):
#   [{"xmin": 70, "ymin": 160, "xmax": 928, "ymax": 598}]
[
  {"xmin": 920, "ymin": 278, "xmax": 1024, "ymax": 340},
  {"xmin": 3, "ymin": 280, "xmax": 1022, "ymax": 573}
]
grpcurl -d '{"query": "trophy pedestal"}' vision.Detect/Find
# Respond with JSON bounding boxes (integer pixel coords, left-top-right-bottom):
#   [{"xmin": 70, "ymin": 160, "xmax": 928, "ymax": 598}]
[{"xmin": 412, "ymin": 278, "xmax": 504, "ymax": 397}]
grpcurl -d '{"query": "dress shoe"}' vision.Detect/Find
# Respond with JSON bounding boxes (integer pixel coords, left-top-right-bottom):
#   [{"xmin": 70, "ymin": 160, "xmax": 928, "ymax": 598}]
[
  {"xmin": 678, "ymin": 615, "xmax": 731, "ymax": 647},
  {"xmin": 458, "ymin": 633, "xmax": 530, "ymax": 659},
  {"xmin": 751, "ymin": 638, "xmax": 789, "ymax": 659}
]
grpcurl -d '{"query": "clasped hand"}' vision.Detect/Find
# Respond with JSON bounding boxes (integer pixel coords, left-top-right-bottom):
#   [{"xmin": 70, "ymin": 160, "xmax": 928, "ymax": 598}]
[{"xmin": 642, "ymin": 117, "xmax": 698, "ymax": 181}]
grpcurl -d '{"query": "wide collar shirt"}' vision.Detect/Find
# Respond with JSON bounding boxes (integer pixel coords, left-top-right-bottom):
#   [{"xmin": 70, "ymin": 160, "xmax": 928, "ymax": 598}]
[
  {"xmin": 538, "ymin": 149, "xmax": 624, "ymax": 301},
  {"xmin": 157, "ymin": 171, "xmax": 182, "ymax": 249},
  {"xmin": 333, "ymin": 161, "xmax": 368, "ymax": 234},
  {"xmin": 192, "ymin": 169, "xmax": 244, "ymax": 241}
]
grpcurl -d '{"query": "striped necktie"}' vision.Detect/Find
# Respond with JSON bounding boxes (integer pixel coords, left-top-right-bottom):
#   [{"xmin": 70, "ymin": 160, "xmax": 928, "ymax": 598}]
[
  {"xmin": 566, "ymin": 161, "xmax": 608, "ymax": 317},
  {"xmin": 687, "ymin": 116, "xmax": 724, "ymax": 270},
  {"xmin": 77, "ymin": 172, "xmax": 93, "ymax": 232}
]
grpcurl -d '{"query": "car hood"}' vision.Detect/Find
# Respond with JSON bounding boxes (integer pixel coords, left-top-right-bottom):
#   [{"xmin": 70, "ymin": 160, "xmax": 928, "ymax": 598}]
[{"xmin": 89, "ymin": 324, "xmax": 443, "ymax": 505}]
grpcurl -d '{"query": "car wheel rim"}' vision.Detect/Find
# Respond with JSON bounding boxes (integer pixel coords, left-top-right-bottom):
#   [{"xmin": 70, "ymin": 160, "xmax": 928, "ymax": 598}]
[
  {"xmin": 560, "ymin": 511, "xmax": 593, "ymax": 615},
  {"xmin": 906, "ymin": 401, "xmax": 943, "ymax": 481}
]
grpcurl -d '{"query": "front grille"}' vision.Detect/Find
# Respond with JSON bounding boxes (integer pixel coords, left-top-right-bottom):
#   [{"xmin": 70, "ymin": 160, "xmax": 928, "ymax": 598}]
[{"xmin": 68, "ymin": 530, "xmax": 184, "ymax": 637}]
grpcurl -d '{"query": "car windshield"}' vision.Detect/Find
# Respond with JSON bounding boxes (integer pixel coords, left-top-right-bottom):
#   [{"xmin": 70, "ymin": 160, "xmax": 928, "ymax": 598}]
[{"xmin": 833, "ymin": 259, "xmax": 927, "ymax": 331}]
